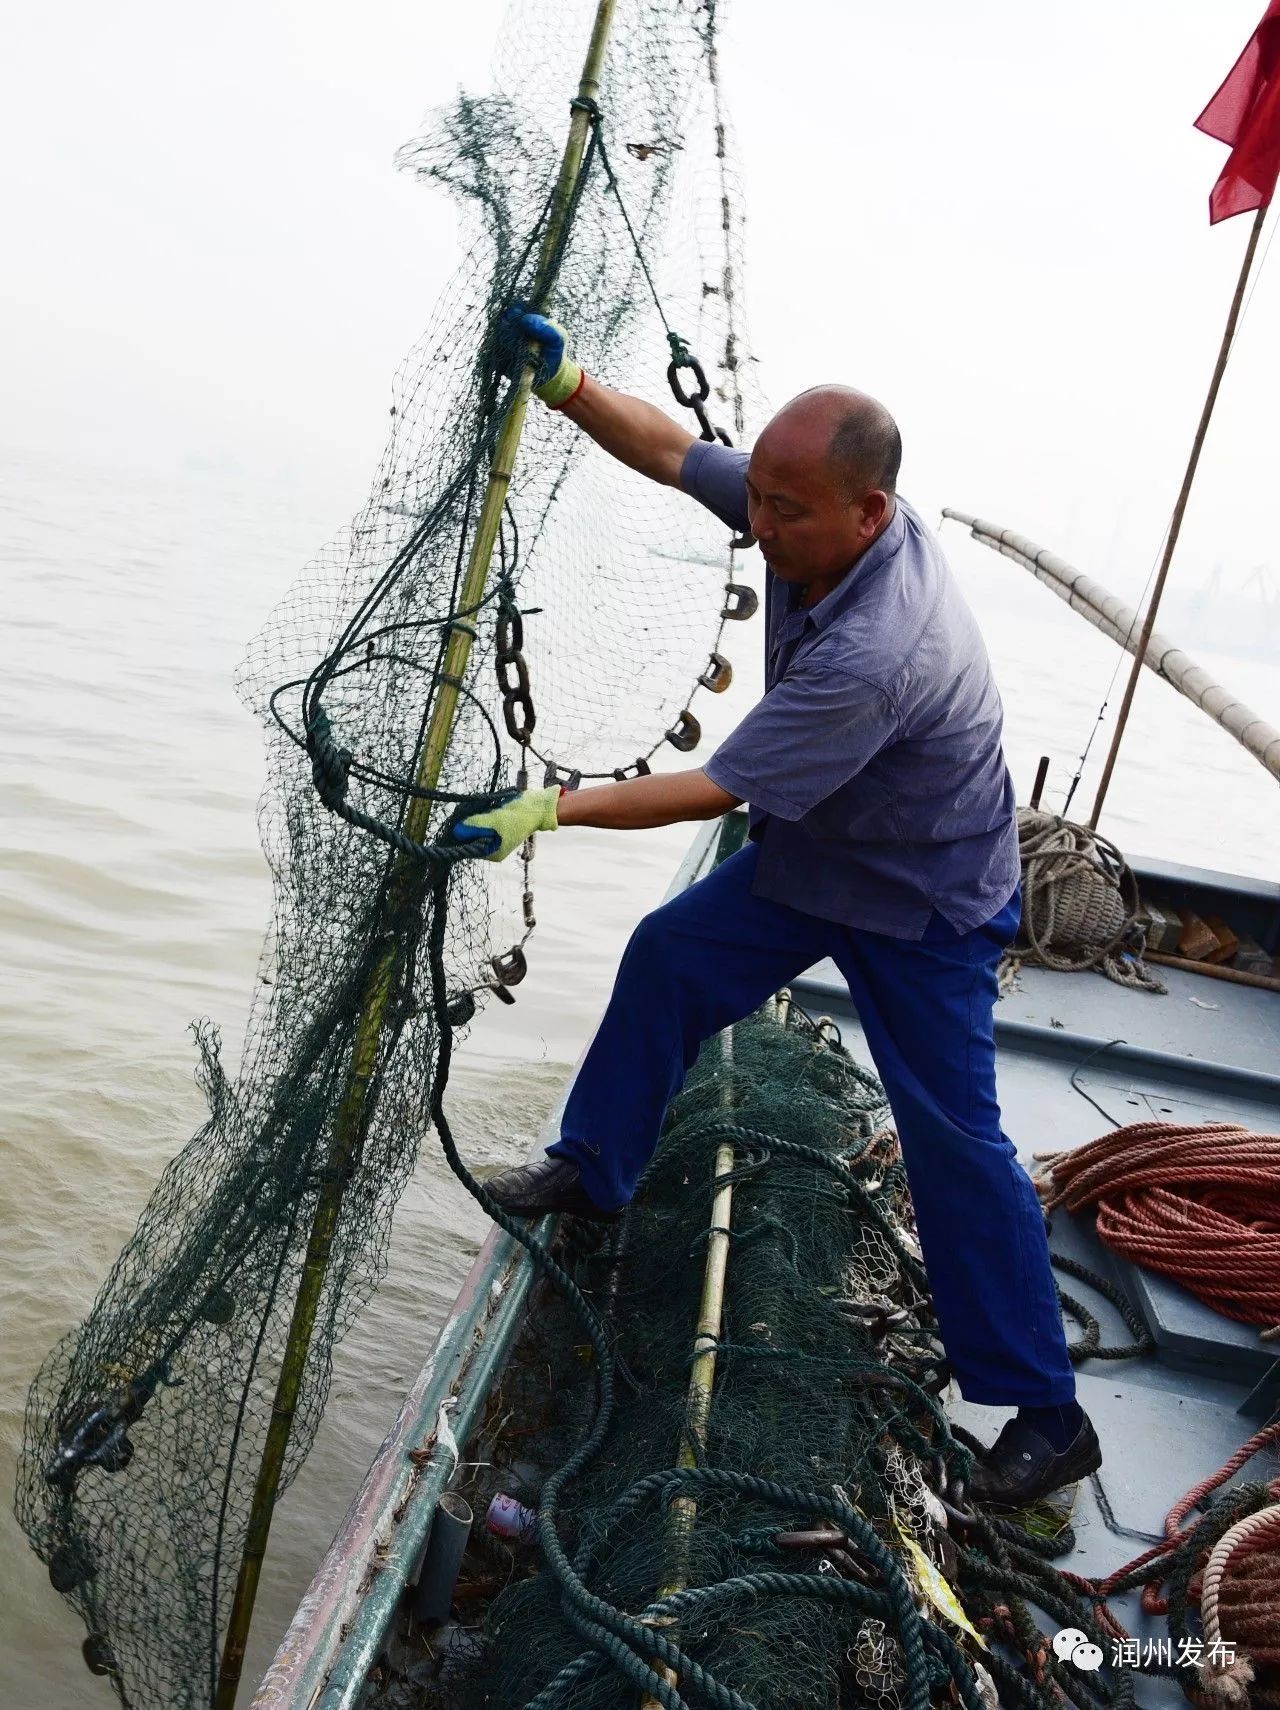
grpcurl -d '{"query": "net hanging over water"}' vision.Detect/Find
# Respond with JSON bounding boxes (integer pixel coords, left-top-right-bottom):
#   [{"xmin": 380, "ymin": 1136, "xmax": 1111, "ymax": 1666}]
[{"xmin": 15, "ymin": 3, "xmax": 759, "ymax": 1702}]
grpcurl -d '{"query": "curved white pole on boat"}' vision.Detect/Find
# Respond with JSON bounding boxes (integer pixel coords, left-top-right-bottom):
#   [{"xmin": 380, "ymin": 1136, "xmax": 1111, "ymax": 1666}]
[{"xmin": 941, "ymin": 510, "xmax": 1280, "ymax": 785}]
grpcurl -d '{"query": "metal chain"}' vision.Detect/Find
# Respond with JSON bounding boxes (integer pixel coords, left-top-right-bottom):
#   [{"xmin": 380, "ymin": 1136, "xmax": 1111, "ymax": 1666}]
[
  {"xmin": 568, "ymin": 93, "xmax": 735, "ymax": 450},
  {"xmin": 666, "ymin": 335, "xmax": 733, "ymax": 447},
  {"xmin": 485, "ymin": 578, "xmax": 540, "ymax": 1004},
  {"xmin": 495, "ymin": 582, "xmax": 536, "ymax": 747}
]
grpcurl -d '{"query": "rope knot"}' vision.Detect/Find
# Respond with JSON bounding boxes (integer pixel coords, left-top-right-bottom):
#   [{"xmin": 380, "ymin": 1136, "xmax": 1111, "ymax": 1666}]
[
  {"xmin": 305, "ymin": 709, "xmax": 353, "ymax": 811},
  {"xmin": 495, "ymin": 575, "xmax": 521, "ymax": 620},
  {"xmin": 1197, "ymin": 1653, "xmax": 1256, "ymax": 1705},
  {"xmin": 666, "ymin": 329, "xmax": 696, "ymax": 369}
]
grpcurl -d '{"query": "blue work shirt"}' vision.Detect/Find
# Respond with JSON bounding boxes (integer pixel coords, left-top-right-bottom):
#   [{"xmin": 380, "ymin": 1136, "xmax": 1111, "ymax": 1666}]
[{"xmin": 682, "ymin": 439, "xmax": 1019, "ymax": 940}]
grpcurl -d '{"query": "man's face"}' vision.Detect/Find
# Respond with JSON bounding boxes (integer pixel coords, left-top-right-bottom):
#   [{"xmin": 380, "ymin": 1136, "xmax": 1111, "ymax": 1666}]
[{"xmin": 744, "ymin": 426, "xmax": 886, "ymax": 589}]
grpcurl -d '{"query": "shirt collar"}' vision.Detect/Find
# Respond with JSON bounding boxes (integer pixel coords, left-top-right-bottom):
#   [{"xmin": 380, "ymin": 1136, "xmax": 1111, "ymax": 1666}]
[{"xmin": 788, "ymin": 501, "xmax": 906, "ymax": 633}]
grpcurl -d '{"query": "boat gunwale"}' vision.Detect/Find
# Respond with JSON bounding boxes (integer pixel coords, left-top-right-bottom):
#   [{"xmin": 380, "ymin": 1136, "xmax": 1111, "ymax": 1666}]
[{"xmin": 250, "ymin": 1227, "xmax": 541, "ymax": 1708}]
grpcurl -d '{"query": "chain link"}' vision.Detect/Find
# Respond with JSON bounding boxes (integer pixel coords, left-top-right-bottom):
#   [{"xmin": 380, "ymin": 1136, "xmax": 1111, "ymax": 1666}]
[
  {"xmin": 666, "ymin": 334, "xmax": 733, "ymax": 446},
  {"xmin": 495, "ymin": 582, "xmax": 537, "ymax": 745}
]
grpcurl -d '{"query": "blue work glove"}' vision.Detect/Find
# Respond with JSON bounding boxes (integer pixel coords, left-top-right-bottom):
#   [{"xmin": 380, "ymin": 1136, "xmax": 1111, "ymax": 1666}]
[
  {"xmin": 449, "ymin": 786, "xmax": 561, "ymax": 862},
  {"xmin": 506, "ymin": 306, "xmax": 584, "ymax": 408}
]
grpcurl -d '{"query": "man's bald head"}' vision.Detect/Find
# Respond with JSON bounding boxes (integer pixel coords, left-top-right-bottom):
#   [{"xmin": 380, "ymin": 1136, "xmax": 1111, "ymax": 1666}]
[
  {"xmin": 745, "ymin": 386, "xmax": 902, "ymax": 597},
  {"xmin": 770, "ymin": 386, "xmax": 901, "ymax": 502}
]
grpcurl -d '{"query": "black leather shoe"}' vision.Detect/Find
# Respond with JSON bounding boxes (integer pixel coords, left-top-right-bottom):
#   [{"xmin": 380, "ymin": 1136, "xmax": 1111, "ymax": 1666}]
[
  {"xmin": 482, "ymin": 1156, "xmax": 618, "ymax": 1221},
  {"xmin": 968, "ymin": 1412, "xmax": 1102, "ymax": 1509}
]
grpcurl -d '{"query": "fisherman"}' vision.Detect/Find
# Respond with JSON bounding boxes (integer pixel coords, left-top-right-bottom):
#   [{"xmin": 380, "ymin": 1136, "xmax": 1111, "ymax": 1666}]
[{"xmin": 455, "ymin": 312, "xmax": 1102, "ymax": 1508}]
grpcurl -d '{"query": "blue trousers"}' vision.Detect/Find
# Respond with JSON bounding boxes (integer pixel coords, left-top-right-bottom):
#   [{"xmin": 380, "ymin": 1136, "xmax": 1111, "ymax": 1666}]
[{"xmin": 549, "ymin": 843, "xmax": 1075, "ymax": 1406}]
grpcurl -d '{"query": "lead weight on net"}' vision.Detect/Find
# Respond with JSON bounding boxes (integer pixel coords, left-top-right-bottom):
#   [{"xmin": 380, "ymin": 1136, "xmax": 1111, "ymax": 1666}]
[
  {"xmin": 721, "ymin": 583, "xmax": 758, "ymax": 621},
  {"xmin": 446, "ymin": 992, "xmax": 477, "ymax": 1029},
  {"xmin": 198, "ymin": 1286, "xmax": 236, "ymax": 1326},
  {"xmin": 543, "ymin": 762, "xmax": 581, "ymax": 790},
  {"xmin": 698, "ymin": 652, "xmax": 732, "ymax": 693},
  {"xmin": 612, "ymin": 757, "xmax": 651, "ymax": 781},
  {"xmin": 490, "ymin": 946, "xmax": 528, "ymax": 987},
  {"xmin": 49, "ymin": 1541, "xmax": 95, "ymax": 1594},
  {"xmin": 665, "ymin": 710, "xmax": 701, "ymax": 753},
  {"xmin": 83, "ymin": 1635, "xmax": 118, "ymax": 1677}
]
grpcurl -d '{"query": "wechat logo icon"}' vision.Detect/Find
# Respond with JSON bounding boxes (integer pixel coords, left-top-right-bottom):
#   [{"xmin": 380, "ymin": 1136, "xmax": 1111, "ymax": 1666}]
[{"xmin": 1053, "ymin": 1629, "xmax": 1103, "ymax": 1671}]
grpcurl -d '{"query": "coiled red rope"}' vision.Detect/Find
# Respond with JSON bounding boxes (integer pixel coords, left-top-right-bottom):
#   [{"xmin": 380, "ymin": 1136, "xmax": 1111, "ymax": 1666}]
[{"xmin": 1035, "ymin": 1121, "xmax": 1280, "ymax": 1335}]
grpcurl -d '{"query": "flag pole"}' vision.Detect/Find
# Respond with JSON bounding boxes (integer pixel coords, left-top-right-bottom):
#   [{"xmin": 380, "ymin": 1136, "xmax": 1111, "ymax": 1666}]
[{"xmin": 1088, "ymin": 202, "xmax": 1268, "ymax": 828}]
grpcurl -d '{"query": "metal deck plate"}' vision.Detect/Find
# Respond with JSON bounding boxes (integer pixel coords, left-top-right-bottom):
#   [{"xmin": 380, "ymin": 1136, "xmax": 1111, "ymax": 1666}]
[
  {"xmin": 793, "ymin": 957, "xmax": 1280, "ymax": 1392},
  {"xmin": 1000, "ymin": 961, "xmax": 1280, "ymax": 1083},
  {"xmin": 1112, "ymin": 1259, "xmax": 1277, "ymax": 1383},
  {"xmin": 949, "ymin": 1367, "xmax": 1274, "ymax": 1549}
]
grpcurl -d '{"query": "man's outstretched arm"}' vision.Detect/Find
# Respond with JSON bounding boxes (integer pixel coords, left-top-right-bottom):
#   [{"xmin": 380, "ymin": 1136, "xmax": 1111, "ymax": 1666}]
[
  {"xmin": 517, "ymin": 310, "xmax": 695, "ymax": 487},
  {"xmin": 559, "ymin": 374, "xmax": 695, "ymax": 488},
  {"xmin": 453, "ymin": 770, "xmax": 740, "ymax": 861},
  {"xmin": 558, "ymin": 768, "xmax": 739, "ymax": 829}
]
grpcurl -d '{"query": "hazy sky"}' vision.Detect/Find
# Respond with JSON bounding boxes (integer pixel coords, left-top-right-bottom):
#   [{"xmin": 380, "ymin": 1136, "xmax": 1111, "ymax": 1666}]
[{"xmin": 3, "ymin": 0, "xmax": 1277, "ymax": 604}]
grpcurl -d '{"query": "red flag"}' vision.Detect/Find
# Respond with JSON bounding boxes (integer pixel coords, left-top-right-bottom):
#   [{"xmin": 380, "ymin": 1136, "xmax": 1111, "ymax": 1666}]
[{"xmin": 1195, "ymin": 2, "xmax": 1280, "ymax": 223}]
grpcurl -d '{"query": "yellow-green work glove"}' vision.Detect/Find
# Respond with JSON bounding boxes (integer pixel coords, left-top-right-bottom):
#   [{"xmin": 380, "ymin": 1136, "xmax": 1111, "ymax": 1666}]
[
  {"xmin": 453, "ymin": 786, "xmax": 560, "ymax": 862},
  {"xmin": 507, "ymin": 307, "xmax": 584, "ymax": 409}
]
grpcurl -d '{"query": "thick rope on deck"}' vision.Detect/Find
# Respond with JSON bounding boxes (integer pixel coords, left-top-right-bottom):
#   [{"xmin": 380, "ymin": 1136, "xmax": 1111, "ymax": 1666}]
[
  {"xmin": 1199, "ymin": 1501, "xmax": 1280, "ymax": 1705},
  {"xmin": 1059, "ymin": 1422, "xmax": 1280, "ymax": 1705},
  {"xmin": 1035, "ymin": 1121, "xmax": 1280, "ymax": 1336},
  {"xmin": 1008, "ymin": 810, "xmax": 1164, "ymax": 993}
]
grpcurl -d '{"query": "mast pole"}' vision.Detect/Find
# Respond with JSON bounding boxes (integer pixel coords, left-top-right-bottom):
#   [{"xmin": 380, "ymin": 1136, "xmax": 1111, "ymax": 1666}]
[
  {"xmin": 213, "ymin": 7, "xmax": 618, "ymax": 1701},
  {"xmin": 1088, "ymin": 203, "xmax": 1267, "ymax": 828}
]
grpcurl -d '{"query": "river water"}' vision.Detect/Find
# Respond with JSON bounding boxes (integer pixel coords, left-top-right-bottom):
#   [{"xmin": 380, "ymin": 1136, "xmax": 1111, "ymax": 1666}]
[{"xmin": 2, "ymin": 444, "xmax": 1276, "ymax": 1707}]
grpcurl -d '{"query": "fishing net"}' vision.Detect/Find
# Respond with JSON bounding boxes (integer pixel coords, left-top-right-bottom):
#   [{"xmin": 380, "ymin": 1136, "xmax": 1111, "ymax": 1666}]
[
  {"xmin": 14, "ymin": 2, "xmax": 760, "ymax": 1703},
  {"xmin": 399, "ymin": 1008, "xmax": 1144, "ymax": 1710}
]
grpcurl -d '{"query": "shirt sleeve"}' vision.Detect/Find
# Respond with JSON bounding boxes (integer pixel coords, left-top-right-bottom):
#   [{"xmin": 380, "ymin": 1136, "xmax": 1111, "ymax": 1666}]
[
  {"xmin": 679, "ymin": 439, "xmax": 751, "ymax": 534},
  {"xmin": 703, "ymin": 658, "xmax": 899, "ymax": 821}
]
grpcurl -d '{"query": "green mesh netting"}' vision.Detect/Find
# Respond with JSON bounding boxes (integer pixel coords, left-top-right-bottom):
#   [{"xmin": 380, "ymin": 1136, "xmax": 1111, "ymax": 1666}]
[
  {"xmin": 14, "ymin": 3, "xmax": 760, "ymax": 1702},
  {"xmin": 391, "ymin": 1009, "xmax": 1144, "ymax": 1710}
]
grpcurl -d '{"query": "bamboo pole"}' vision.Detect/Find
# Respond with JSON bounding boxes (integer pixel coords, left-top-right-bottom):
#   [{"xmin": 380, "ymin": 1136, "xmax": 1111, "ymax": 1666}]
[
  {"xmin": 1088, "ymin": 203, "xmax": 1268, "ymax": 828},
  {"xmin": 641, "ymin": 1030, "xmax": 737, "ymax": 1710},
  {"xmin": 213, "ymin": 9, "xmax": 618, "ymax": 1702},
  {"xmin": 1145, "ymin": 950, "xmax": 1280, "ymax": 994},
  {"xmin": 939, "ymin": 511, "xmax": 1280, "ymax": 783}
]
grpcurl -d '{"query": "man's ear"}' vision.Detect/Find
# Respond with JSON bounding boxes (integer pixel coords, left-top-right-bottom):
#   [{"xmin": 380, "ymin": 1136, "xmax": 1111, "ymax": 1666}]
[{"xmin": 859, "ymin": 489, "xmax": 891, "ymax": 537}]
